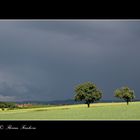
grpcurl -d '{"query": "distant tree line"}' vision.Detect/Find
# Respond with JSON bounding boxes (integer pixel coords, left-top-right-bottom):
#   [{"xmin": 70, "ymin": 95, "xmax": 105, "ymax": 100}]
[
  {"xmin": 0, "ymin": 102, "xmax": 17, "ymax": 111},
  {"xmin": 74, "ymin": 82, "xmax": 135, "ymax": 107}
]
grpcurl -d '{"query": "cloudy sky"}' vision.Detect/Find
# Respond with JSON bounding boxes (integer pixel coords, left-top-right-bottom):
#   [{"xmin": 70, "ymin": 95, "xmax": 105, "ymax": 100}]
[{"xmin": 0, "ymin": 20, "xmax": 140, "ymax": 101}]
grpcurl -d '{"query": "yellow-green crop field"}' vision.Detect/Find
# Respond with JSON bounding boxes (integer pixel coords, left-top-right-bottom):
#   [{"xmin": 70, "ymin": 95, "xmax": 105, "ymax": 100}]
[{"xmin": 0, "ymin": 102, "xmax": 140, "ymax": 120}]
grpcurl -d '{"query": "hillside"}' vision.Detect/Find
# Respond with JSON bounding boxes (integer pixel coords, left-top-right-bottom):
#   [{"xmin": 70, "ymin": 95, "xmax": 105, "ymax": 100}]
[{"xmin": 0, "ymin": 102, "xmax": 140, "ymax": 120}]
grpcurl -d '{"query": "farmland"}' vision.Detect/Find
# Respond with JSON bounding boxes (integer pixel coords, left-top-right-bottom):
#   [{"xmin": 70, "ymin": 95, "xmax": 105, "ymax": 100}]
[{"xmin": 0, "ymin": 102, "xmax": 140, "ymax": 120}]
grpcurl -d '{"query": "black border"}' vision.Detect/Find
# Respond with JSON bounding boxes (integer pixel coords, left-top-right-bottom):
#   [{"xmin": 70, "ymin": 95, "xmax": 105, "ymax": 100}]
[
  {"xmin": 0, "ymin": 5, "xmax": 140, "ymax": 19},
  {"xmin": 0, "ymin": 9, "xmax": 140, "ymax": 136},
  {"xmin": 0, "ymin": 120, "xmax": 140, "ymax": 136}
]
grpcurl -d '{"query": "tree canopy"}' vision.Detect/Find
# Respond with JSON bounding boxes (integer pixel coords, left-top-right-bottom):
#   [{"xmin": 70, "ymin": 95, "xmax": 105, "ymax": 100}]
[
  {"xmin": 74, "ymin": 82, "xmax": 102, "ymax": 107},
  {"xmin": 0, "ymin": 102, "xmax": 17, "ymax": 111},
  {"xmin": 114, "ymin": 86, "xmax": 135, "ymax": 105}
]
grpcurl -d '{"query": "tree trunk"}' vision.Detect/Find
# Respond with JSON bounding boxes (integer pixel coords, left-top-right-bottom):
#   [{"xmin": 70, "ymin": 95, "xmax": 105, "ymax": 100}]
[
  {"xmin": 87, "ymin": 103, "xmax": 90, "ymax": 108},
  {"xmin": 127, "ymin": 100, "xmax": 129, "ymax": 105}
]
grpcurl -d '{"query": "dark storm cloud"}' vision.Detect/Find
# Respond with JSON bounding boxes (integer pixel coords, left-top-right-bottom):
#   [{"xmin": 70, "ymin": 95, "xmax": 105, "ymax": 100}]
[{"xmin": 0, "ymin": 20, "xmax": 140, "ymax": 101}]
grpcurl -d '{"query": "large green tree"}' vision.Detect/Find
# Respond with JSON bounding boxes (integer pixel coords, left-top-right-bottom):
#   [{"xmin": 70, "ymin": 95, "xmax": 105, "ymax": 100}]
[
  {"xmin": 74, "ymin": 82, "xmax": 102, "ymax": 107},
  {"xmin": 114, "ymin": 86, "xmax": 135, "ymax": 105}
]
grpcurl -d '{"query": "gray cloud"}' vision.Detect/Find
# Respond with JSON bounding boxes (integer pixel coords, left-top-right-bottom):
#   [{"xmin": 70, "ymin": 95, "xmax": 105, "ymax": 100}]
[
  {"xmin": 0, "ymin": 20, "xmax": 140, "ymax": 101},
  {"xmin": 0, "ymin": 95, "xmax": 16, "ymax": 102}
]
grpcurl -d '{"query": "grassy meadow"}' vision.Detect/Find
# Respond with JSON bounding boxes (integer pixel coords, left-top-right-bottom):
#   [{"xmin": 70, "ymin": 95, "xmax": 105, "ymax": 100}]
[{"xmin": 0, "ymin": 102, "xmax": 140, "ymax": 120}]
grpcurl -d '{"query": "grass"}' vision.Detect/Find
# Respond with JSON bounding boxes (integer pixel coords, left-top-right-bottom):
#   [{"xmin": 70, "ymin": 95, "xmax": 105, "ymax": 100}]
[{"xmin": 0, "ymin": 102, "xmax": 140, "ymax": 120}]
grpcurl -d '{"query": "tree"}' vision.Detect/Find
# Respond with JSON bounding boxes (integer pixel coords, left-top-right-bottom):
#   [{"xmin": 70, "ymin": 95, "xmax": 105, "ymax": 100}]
[
  {"xmin": 0, "ymin": 103, "xmax": 6, "ymax": 111},
  {"xmin": 114, "ymin": 86, "xmax": 135, "ymax": 105},
  {"xmin": 74, "ymin": 82, "xmax": 102, "ymax": 108},
  {"xmin": 0, "ymin": 102, "xmax": 17, "ymax": 111}
]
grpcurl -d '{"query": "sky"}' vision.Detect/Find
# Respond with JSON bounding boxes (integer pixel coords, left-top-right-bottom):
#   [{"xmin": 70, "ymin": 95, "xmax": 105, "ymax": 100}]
[{"xmin": 0, "ymin": 20, "xmax": 140, "ymax": 101}]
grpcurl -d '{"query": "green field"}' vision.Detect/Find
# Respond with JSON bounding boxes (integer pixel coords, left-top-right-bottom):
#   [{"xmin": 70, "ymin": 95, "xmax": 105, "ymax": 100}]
[{"xmin": 0, "ymin": 102, "xmax": 140, "ymax": 120}]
